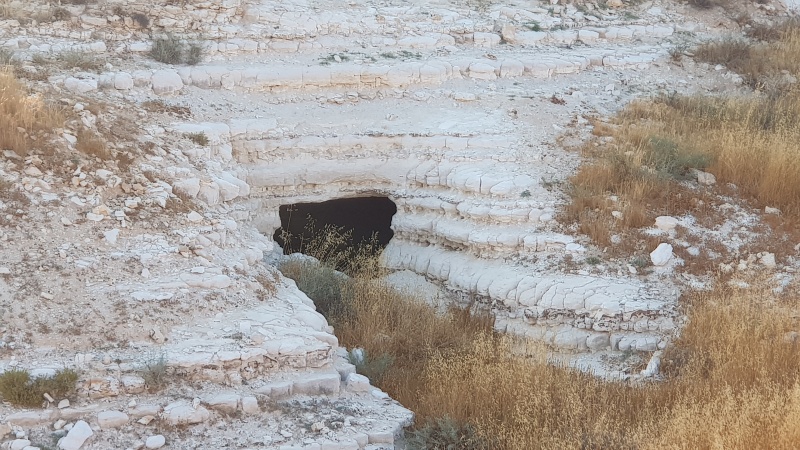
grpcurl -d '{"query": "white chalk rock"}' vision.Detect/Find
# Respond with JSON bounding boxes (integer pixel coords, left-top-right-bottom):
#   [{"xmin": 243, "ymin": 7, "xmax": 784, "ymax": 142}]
[
  {"xmin": 345, "ymin": 373, "xmax": 372, "ymax": 392},
  {"xmin": 145, "ymin": 435, "xmax": 166, "ymax": 449},
  {"xmin": 655, "ymin": 216, "xmax": 679, "ymax": 231},
  {"xmin": 650, "ymin": 243, "xmax": 674, "ymax": 266},
  {"xmin": 151, "ymin": 70, "xmax": 183, "ymax": 95},
  {"xmin": 103, "ymin": 229, "xmax": 120, "ymax": 245},
  {"xmin": 760, "ymin": 252, "xmax": 777, "ymax": 268},
  {"xmin": 58, "ymin": 420, "xmax": 93, "ymax": 450},
  {"xmin": 162, "ymin": 402, "xmax": 210, "ymax": 425},
  {"xmin": 173, "ymin": 178, "xmax": 201, "ymax": 198},
  {"xmin": 114, "ymin": 73, "xmax": 134, "ymax": 90},
  {"xmin": 64, "ymin": 78, "xmax": 98, "ymax": 94}
]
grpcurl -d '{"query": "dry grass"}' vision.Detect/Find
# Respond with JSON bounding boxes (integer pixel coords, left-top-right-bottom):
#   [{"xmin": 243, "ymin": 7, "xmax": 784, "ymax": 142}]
[
  {"xmin": 283, "ymin": 247, "xmax": 800, "ymax": 449},
  {"xmin": 0, "ymin": 68, "xmax": 62, "ymax": 156},
  {"xmin": 75, "ymin": 128, "xmax": 111, "ymax": 160},
  {"xmin": 565, "ymin": 26, "xmax": 800, "ymax": 249}
]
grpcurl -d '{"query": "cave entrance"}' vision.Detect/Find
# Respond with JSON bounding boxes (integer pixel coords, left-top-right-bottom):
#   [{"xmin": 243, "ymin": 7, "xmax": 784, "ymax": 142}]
[{"xmin": 273, "ymin": 197, "xmax": 397, "ymax": 272}]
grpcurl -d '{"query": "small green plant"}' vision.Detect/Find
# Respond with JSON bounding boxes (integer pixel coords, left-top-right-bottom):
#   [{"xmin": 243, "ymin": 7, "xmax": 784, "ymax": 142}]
[
  {"xmin": 184, "ymin": 132, "xmax": 209, "ymax": 146},
  {"xmin": 646, "ymin": 136, "xmax": 711, "ymax": 180},
  {"xmin": 0, "ymin": 368, "xmax": 78, "ymax": 407},
  {"xmin": 186, "ymin": 43, "xmax": 203, "ymax": 65},
  {"xmin": 631, "ymin": 257, "xmax": 650, "ymax": 269},
  {"xmin": 585, "ymin": 256, "xmax": 602, "ymax": 265},
  {"xmin": 406, "ymin": 416, "xmax": 490, "ymax": 450},
  {"xmin": 140, "ymin": 354, "xmax": 168, "ymax": 392},
  {"xmin": 150, "ymin": 34, "xmax": 204, "ymax": 65},
  {"xmin": 524, "ymin": 21, "xmax": 542, "ymax": 32},
  {"xmin": 0, "ymin": 48, "xmax": 15, "ymax": 66},
  {"xmin": 398, "ymin": 50, "xmax": 422, "ymax": 59},
  {"xmin": 688, "ymin": 0, "xmax": 716, "ymax": 9},
  {"xmin": 348, "ymin": 349, "xmax": 393, "ymax": 384},
  {"xmin": 52, "ymin": 7, "xmax": 71, "ymax": 21},
  {"xmin": 520, "ymin": 189, "xmax": 531, "ymax": 198},
  {"xmin": 131, "ymin": 12, "xmax": 150, "ymax": 28},
  {"xmin": 669, "ymin": 42, "xmax": 689, "ymax": 62}
]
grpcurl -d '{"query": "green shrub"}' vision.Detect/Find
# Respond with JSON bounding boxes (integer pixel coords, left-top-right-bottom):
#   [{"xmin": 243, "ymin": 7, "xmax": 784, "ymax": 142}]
[
  {"xmin": 184, "ymin": 132, "xmax": 209, "ymax": 146},
  {"xmin": 57, "ymin": 51, "xmax": 102, "ymax": 72},
  {"xmin": 186, "ymin": 43, "xmax": 204, "ymax": 66},
  {"xmin": 140, "ymin": 354, "xmax": 168, "ymax": 393},
  {"xmin": 279, "ymin": 260, "xmax": 351, "ymax": 322},
  {"xmin": 406, "ymin": 416, "xmax": 490, "ymax": 450},
  {"xmin": 0, "ymin": 48, "xmax": 14, "ymax": 66},
  {"xmin": 0, "ymin": 368, "xmax": 78, "ymax": 407},
  {"xmin": 645, "ymin": 136, "xmax": 711, "ymax": 180},
  {"xmin": 348, "ymin": 349, "xmax": 393, "ymax": 384},
  {"xmin": 150, "ymin": 34, "xmax": 203, "ymax": 65}
]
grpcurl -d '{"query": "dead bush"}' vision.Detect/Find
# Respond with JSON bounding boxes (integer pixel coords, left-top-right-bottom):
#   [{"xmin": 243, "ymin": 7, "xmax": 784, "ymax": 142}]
[{"xmin": 0, "ymin": 68, "xmax": 63, "ymax": 156}]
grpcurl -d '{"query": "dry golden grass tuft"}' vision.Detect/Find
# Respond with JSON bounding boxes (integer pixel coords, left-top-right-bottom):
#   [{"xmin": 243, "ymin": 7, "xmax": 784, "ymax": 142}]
[
  {"xmin": 75, "ymin": 128, "xmax": 111, "ymax": 160},
  {"xmin": 0, "ymin": 68, "xmax": 63, "ymax": 156}
]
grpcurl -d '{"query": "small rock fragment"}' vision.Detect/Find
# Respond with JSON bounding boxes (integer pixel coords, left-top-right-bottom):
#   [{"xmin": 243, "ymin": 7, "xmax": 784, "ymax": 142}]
[{"xmin": 145, "ymin": 435, "xmax": 166, "ymax": 449}]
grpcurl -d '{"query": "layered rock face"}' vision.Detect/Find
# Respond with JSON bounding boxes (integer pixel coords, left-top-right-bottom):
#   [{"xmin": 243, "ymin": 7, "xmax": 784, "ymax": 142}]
[{"xmin": 1, "ymin": 0, "xmax": 750, "ymax": 445}]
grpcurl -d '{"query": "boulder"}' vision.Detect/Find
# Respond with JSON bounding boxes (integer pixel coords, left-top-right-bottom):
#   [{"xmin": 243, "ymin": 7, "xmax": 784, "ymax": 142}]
[
  {"xmin": 205, "ymin": 393, "xmax": 240, "ymax": 414},
  {"xmin": 654, "ymin": 216, "xmax": 679, "ymax": 231},
  {"xmin": 58, "ymin": 420, "xmax": 93, "ymax": 450},
  {"xmin": 151, "ymin": 70, "xmax": 183, "ymax": 95},
  {"xmin": 114, "ymin": 73, "xmax": 134, "ymax": 90},
  {"xmin": 162, "ymin": 402, "xmax": 210, "ymax": 425},
  {"xmin": 64, "ymin": 77, "xmax": 97, "ymax": 94},
  {"xmin": 172, "ymin": 178, "xmax": 201, "ymax": 198},
  {"xmin": 650, "ymin": 243, "xmax": 673, "ymax": 266},
  {"xmin": 345, "ymin": 373, "xmax": 371, "ymax": 392}
]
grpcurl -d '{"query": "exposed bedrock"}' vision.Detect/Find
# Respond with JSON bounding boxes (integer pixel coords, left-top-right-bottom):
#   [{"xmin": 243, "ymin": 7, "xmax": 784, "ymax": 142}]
[{"xmin": 168, "ymin": 117, "xmax": 679, "ymax": 352}]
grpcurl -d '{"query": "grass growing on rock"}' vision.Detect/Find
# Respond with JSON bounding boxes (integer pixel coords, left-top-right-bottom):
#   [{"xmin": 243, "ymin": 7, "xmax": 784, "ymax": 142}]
[
  {"xmin": 565, "ymin": 22, "xmax": 800, "ymax": 249},
  {"xmin": 280, "ymin": 230, "xmax": 800, "ymax": 449}
]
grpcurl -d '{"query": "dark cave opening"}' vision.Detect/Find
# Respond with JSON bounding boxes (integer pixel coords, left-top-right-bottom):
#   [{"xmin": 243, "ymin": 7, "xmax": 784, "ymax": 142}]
[{"xmin": 273, "ymin": 197, "xmax": 397, "ymax": 268}]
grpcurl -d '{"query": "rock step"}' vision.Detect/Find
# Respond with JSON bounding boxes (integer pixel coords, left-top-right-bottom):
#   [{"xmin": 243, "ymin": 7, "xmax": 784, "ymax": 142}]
[
  {"xmin": 79, "ymin": 49, "xmax": 660, "ymax": 95},
  {"xmin": 1, "ymin": 366, "xmax": 411, "ymax": 449},
  {"xmin": 226, "ymin": 132, "xmax": 520, "ymax": 164},
  {"xmin": 394, "ymin": 196, "xmax": 557, "ymax": 226},
  {"xmin": 383, "ymin": 241, "xmax": 678, "ymax": 350},
  {"xmin": 241, "ymin": 157, "xmax": 537, "ymax": 199},
  {"xmin": 392, "ymin": 215, "xmax": 580, "ymax": 257},
  {"xmin": 89, "ymin": 25, "xmax": 671, "ymax": 56}
]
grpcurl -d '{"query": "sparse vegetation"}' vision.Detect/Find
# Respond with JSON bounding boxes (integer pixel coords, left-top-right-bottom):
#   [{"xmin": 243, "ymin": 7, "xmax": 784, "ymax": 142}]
[
  {"xmin": 0, "ymin": 48, "xmax": 15, "ymax": 66},
  {"xmin": 184, "ymin": 131, "xmax": 209, "ymax": 146},
  {"xmin": 131, "ymin": 12, "xmax": 150, "ymax": 28},
  {"xmin": 347, "ymin": 349, "xmax": 394, "ymax": 384},
  {"xmin": 142, "ymin": 99, "xmax": 192, "ymax": 118},
  {"xmin": 76, "ymin": 128, "xmax": 111, "ymax": 160},
  {"xmin": 523, "ymin": 21, "xmax": 542, "ymax": 32},
  {"xmin": 564, "ymin": 23, "xmax": 800, "ymax": 249},
  {"xmin": 406, "ymin": 416, "xmax": 491, "ymax": 450},
  {"xmin": 0, "ymin": 368, "xmax": 78, "ymax": 407},
  {"xmin": 150, "ymin": 34, "xmax": 204, "ymax": 65},
  {"xmin": 0, "ymin": 68, "xmax": 63, "ymax": 156},
  {"xmin": 140, "ymin": 354, "xmax": 168, "ymax": 393},
  {"xmin": 57, "ymin": 51, "xmax": 103, "ymax": 72}
]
